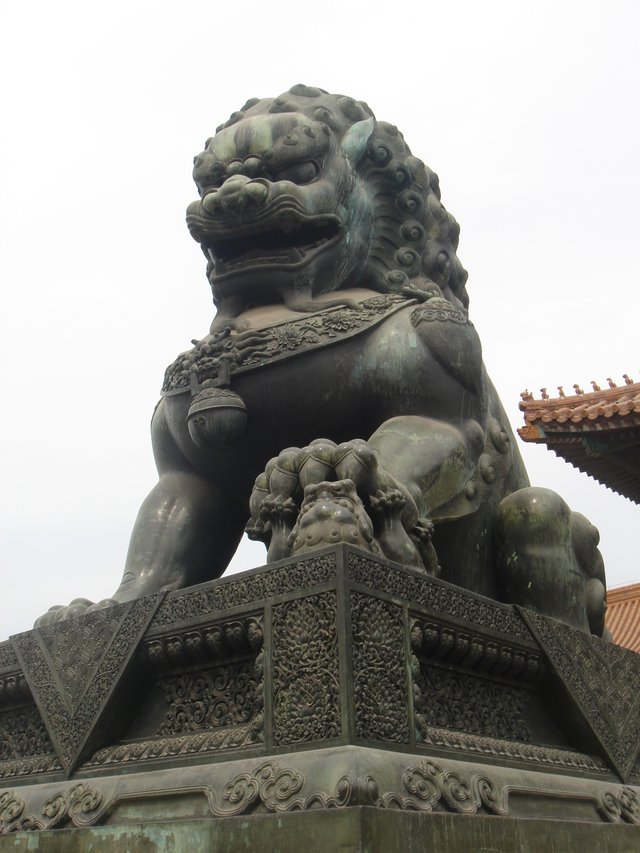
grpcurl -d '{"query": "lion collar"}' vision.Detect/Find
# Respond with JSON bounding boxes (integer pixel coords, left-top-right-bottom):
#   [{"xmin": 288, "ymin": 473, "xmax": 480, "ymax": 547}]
[{"xmin": 161, "ymin": 293, "xmax": 416, "ymax": 396}]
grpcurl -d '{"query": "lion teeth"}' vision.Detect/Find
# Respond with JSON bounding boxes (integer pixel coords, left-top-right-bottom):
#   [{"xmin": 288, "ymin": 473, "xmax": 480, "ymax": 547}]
[
  {"xmin": 307, "ymin": 238, "xmax": 328, "ymax": 250},
  {"xmin": 225, "ymin": 254, "xmax": 291, "ymax": 270}
]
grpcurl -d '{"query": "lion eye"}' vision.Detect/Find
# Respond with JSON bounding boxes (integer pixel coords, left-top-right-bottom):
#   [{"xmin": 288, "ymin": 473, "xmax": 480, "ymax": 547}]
[{"xmin": 274, "ymin": 161, "xmax": 319, "ymax": 184}]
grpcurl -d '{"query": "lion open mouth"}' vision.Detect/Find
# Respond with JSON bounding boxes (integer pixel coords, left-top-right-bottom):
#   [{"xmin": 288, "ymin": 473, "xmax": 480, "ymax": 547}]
[{"xmin": 202, "ymin": 216, "xmax": 342, "ymax": 277}]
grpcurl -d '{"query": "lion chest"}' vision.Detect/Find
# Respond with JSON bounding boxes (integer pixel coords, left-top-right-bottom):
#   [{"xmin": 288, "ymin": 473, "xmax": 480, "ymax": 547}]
[{"xmin": 163, "ymin": 305, "xmax": 484, "ymax": 472}]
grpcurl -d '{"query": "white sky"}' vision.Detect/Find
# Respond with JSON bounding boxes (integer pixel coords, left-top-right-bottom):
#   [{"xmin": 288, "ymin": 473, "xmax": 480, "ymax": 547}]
[{"xmin": 1, "ymin": 1, "xmax": 639, "ymax": 636}]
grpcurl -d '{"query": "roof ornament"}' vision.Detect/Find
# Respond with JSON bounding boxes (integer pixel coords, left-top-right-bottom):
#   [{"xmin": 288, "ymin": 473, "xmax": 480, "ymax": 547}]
[
  {"xmin": 520, "ymin": 389, "xmax": 533, "ymax": 402},
  {"xmin": 519, "ymin": 372, "xmax": 640, "ymax": 503}
]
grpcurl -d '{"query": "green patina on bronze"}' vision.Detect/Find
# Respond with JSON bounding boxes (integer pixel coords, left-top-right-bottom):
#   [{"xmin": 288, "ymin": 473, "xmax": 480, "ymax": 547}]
[
  {"xmin": 35, "ymin": 86, "xmax": 608, "ymax": 639},
  {"xmin": 2, "ymin": 86, "xmax": 637, "ymax": 853}
]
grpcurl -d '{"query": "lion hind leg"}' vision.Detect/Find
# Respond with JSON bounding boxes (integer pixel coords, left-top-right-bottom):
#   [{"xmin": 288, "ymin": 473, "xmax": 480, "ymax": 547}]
[{"xmin": 494, "ymin": 487, "xmax": 605, "ymax": 635}]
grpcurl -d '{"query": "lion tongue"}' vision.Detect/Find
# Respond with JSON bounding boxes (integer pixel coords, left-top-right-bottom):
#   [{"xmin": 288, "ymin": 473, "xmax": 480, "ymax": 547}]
[{"xmin": 220, "ymin": 246, "xmax": 304, "ymax": 272}]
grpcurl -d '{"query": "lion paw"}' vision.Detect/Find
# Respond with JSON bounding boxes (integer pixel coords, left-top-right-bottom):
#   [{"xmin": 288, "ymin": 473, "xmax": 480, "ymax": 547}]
[
  {"xmin": 247, "ymin": 438, "xmax": 434, "ymax": 571},
  {"xmin": 34, "ymin": 597, "xmax": 119, "ymax": 628},
  {"xmin": 410, "ymin": 518, "xmax": 440, "ymax": 576}
]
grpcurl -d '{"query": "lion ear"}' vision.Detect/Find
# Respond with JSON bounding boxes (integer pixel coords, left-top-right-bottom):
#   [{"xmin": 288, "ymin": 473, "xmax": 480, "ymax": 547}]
[{"xmin": 340, "ymin": 117, "xmax": 375, "ymax": 167}]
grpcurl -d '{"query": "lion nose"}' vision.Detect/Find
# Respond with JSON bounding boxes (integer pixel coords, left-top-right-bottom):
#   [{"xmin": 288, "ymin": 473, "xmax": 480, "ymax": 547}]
[{"xmin": 203, "ymin": 175, "xmax": 268, "ymax": 216}]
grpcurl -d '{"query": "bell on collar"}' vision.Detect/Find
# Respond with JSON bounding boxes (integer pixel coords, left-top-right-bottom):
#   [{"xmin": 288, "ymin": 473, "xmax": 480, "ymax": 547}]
[
  {"xmin": 186, "ymin": 361, "xmax": 247, "ymax": 448},
  {"xmin": 187, "ymin": 386, "xmax": 247, "ymax": 448}
]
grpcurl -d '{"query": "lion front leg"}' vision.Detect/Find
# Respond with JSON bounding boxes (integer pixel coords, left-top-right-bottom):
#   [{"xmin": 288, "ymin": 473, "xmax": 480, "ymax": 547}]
[
  {"xmin": 367, "ymin": 415, "xmax": 489, "ymax": 585},
  {"xmin": 118, "ymin": 399, "xmax": 248, "ymax": 601},
  {"xmin": 114, "ymin": 469, "xmax": 246, "ymax": 602},
  {"xmin": 35, "ymin": 400, "xmax": 247, "ymax": 625},
  {"xmin": 367, "ymin": 415, "xmax": 483, "ymax": 522}
]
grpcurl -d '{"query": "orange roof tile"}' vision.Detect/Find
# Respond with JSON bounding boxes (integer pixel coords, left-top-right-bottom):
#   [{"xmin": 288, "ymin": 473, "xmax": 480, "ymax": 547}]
[
  {"xmin": 518, "ymin": 378, "xmax": 640, "ymax": 503},
  {"xmin": 519, "ymin": 381, "xmax": 640, "ymax": 430},
  {"xmin": 606, "ymin": 582, "xmax": 640, "ymax": 653}
]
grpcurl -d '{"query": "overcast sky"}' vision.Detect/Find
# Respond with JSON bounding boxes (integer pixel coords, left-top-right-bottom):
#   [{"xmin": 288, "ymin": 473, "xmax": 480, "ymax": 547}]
[{"xmin": 1, "ymin": 1, "xmax": 639, "ymax": 636}]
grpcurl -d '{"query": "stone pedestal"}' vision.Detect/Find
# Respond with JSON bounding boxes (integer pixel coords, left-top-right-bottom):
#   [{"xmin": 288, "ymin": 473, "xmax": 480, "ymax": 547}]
[
  {"xmin": 2, "ymin": 807, "xmax": 640, "ymax": 852},
  {"xmin": 0, "ymin": 546, "xmax": 639, "ymax": 849}
]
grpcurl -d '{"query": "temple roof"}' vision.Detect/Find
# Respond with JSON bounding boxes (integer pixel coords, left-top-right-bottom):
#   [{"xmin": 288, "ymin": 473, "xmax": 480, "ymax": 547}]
[
  {"xmin": 518, "ymin": 376, "xmax": 640, "ymax": 503},
  {"xmin": 606, "ymin": 582, "xmax": 640, "ymax": 653}
]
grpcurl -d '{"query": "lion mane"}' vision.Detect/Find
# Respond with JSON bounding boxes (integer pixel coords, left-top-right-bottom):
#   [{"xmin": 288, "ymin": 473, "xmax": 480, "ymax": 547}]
[{"xmin": 193, "ymin": 84, "xmax": 469, "ymax": 310}]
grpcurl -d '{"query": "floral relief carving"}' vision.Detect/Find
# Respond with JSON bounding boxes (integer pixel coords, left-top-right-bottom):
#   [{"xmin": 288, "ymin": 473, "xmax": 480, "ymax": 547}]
[
  {"xmin": 351, "ymin": 592, "xmax": 409, "ymax": 743},
  {"xmin": 410, "ymin": 302, "xmax": 471, "ymax": 326},
  {"xmin": 272, "ymin": 592, "xmax": 340, "ymax": 745},
  {"xmin": 0, "ymin": 755, "xmax": 61, "ymax": 780},
  {"xmin": 162, "ymin": 295, "xmax": 408, "ymax": 394},
  {"xmin": 0, "ymin": 706, "xmax": 54, "ymax": 762},
  {"xmin": 153, "ymin": 553, "xmax": 337, "ymax": 627},
  {"xmin": 413, "ymin": 664, "xmax": 531, "ymax": 742},
  {"xmin": 158, "ymin": 662, "xmax": 259, "ymax": 736},
  {"xmin": 28, "ymin": 610, "xmax": 125, "ymax": 715},
  {"xmin": 347, "ymin": 552, "xmax": 529, "ymax": 639},
  {"xmin": 521, "ymin": 609, "xmax": 640, "ymax": 782},
  {"xmin": 417, "ymin": 724, "xmax": 607, "ymax": 772},
  {"xmin": 0, "ymin": 645, "xmax": 18, "ymax": 672},
  {"xmin": 85, "ymin": 725, "xmax": 256, "ymax": 768},
  {"xmin": 11, "ymin": 595, "xmax": 161, "ymax": 774}
]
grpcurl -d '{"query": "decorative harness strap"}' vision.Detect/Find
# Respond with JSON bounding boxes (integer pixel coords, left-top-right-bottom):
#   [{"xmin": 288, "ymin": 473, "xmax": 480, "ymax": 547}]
[{"xmin": 161, "ymin": 293, "xmax": 413, "ymax": 397}]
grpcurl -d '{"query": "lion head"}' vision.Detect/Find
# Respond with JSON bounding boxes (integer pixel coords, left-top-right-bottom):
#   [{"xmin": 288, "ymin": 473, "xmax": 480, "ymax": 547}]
[{"xmin": 186, "ymin": 85, "xmax": 468, "ymax": 318}]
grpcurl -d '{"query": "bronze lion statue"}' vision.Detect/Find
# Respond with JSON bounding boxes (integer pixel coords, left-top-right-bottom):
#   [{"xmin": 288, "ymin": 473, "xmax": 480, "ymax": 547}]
[{"xmin": 38, "ymin": 86, "xmax": 607, "ymax": 636}]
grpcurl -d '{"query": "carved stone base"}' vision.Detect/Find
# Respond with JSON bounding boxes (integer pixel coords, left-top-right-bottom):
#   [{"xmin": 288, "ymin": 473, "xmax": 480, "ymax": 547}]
[
  {"xmin": 2, "ymin": 806, "xmax": 640, "ymax": 852},
  {"xmin": 0, "ymin": 546, "xmax": 639, "ymax": 848},
  {"xmin": 1, "ymin": 744, "xmax": 640, "ymax": 850}
]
